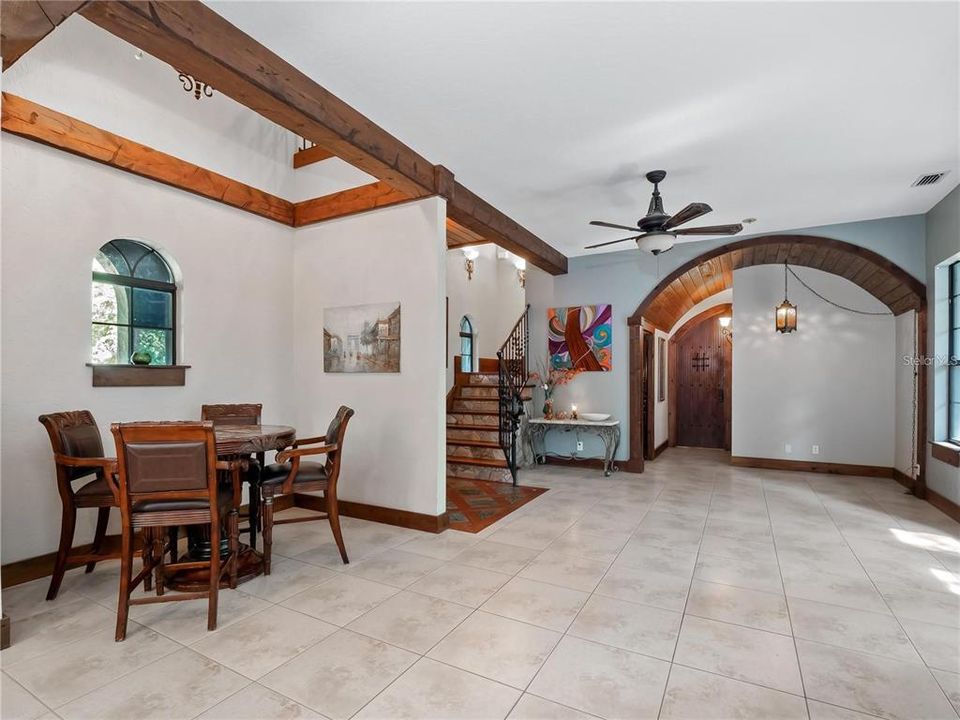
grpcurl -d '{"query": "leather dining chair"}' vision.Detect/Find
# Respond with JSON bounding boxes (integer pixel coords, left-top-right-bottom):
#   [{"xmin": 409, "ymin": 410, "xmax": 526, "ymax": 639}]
[
  {"xmin": 111, "ymin": 421, "xmax": 238, "ymax": 642},
  {"xmin": 201, "ymin": 404, "xmax": 264, "ymax": 549},
  {"xmin": 38, "ymin": 411, "xmax": 120, "ymax": 601},
  {"xmin": 259, "ymin": 406, "xmax": 355, "ymax": 573}
]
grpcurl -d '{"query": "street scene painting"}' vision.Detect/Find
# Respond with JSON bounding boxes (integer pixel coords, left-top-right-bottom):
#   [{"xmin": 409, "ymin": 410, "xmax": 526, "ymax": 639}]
[{"xmin": 323, "ymin": 302, "xmax": 401, "ymax": 373}]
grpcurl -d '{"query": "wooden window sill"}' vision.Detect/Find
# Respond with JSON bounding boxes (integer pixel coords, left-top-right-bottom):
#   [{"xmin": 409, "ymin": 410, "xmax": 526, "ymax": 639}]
[
  {"xmin": 86, "ymin": 364, "xmax": 191, "ymax": 387},
  {"xmin": 930, "ymin": 441, "xmax": 960, "ymax": 468}
]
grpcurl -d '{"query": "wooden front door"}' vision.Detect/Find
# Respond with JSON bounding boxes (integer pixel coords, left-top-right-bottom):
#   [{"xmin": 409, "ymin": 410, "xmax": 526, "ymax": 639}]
[{"xmin": 676, "ymin": 315, "xmax": 726, "ymax": 448}]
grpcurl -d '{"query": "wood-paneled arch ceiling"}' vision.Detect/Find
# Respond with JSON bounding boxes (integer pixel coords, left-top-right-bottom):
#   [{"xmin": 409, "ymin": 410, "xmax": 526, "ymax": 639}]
[{"xmin": 630, "ymin": 235, "xmax": 926, "ymax": 332}]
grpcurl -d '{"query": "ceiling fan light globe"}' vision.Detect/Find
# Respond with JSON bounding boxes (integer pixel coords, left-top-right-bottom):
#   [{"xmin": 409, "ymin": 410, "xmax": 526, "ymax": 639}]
[{"xmin": 637, "ymin": 231, "xmax": 676, "ymax": 255}]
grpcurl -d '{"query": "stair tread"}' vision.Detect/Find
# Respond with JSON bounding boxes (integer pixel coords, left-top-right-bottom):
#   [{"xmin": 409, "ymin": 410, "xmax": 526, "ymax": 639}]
[{"xmin": 447, "ymin": 455, "xmax": 509, "ymax": 468}]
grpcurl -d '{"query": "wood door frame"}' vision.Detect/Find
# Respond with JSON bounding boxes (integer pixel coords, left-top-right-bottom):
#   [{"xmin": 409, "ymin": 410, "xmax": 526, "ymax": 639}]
[
  {"xmin": 669, "ymin": 303, "xmax": 732, "ymax": 451},
  {"xmin": 643, "ymin": 330, "xmax": 656, "ymax": 460}
]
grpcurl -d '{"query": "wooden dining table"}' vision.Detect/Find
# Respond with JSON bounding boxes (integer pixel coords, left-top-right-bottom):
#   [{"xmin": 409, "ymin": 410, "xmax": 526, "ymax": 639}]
[{"xmin": 166, "ymin": 423, "xmax": 296, "ymax": 591}]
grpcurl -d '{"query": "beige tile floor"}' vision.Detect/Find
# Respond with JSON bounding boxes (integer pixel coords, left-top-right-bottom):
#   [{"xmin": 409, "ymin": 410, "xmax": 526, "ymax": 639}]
[{"xmin": 3, "ymin": 447, "xmax": 960, "ymax": 720}]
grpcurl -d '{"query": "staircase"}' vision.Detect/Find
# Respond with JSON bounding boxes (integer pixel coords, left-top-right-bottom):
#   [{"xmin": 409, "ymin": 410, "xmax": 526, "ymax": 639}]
[
  {"xmin": 447, "ymin": 373, "xmax": 514, "ymax": 484},
  {"xmin": 445, "ymin": 305, "xmax": 530, "ymax": 485}
]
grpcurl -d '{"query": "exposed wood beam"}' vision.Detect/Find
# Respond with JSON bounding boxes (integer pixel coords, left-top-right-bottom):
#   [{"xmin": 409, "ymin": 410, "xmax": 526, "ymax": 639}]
[
  {"xmin": 77, "ymin": 1, "xmax": 568, "ymax": 275},
  {"xmin": 2, "ymin": 93, "xmax": 295, "ymax": 224},
  {"xmin": 293, "ymin": 144, "xmax": 336, "ymax": 169},
  {"xmin": 293, "ymin": 181, "xmax": 412, "ymax": 227},
  {"xmin": 447, "ymin": 181, "xmax": 568, "ymax": 275},
  {"xmin": 79, "ymin": 0, "xmax": 437, "ymax": 198},
  {"xmin": 1, "ymin": 1, "xmax": 84, "ymax": 70}
]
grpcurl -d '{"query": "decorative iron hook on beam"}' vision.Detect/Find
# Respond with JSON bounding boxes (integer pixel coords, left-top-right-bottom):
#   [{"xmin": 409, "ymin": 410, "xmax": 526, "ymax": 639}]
[{"xmin": 178, "ymin": 71, "xmax": 214, "ymax": 100}]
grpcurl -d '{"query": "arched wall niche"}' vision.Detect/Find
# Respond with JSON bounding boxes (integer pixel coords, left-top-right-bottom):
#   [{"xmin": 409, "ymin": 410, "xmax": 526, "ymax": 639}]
[{"xmin": 625, "ymin": 234, "xmax": 927, "ymax": 497}]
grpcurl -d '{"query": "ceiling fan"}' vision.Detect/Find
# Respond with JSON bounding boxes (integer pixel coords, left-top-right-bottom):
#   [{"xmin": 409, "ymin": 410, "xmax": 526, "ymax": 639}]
[{"xmin": 586, "ymin": 170, "xmax": 743, "ymax": 255}]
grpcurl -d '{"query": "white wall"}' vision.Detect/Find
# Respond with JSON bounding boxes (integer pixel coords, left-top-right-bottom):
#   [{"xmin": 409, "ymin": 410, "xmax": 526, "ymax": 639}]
[
  {"xmin": 731, "ymin": 265, "xmax": 895, "ymax": 467},
  {"xmin": 1, "ymin": 137, "xmax": 296, "ymax": 564},
  {"xmin": 894, "ymin": 311, "xmax": 918, "ymax": 478},
  {"xmin": 444, "ymin": 245, "xmax": 526, "ymax": 388},
  {"xmin": 293, "ymin": 198, "xmax": 447, "ymax": 517}
]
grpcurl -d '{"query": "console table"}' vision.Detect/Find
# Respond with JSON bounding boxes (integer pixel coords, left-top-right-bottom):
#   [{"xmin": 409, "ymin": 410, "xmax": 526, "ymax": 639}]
[{"xmin": 528, "ymin": 418, "xmax": 621, "ymax": 476}]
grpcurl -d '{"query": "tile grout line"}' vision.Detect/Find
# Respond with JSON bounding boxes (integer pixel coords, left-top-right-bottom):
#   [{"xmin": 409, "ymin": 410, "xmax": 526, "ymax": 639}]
[
  {"xmin": 759, "ymin": 470, "xmax": 811, "ymax": 720},
  {"xmin": 804, "ymin": 478, "xmax": 960, "ymax": 718},
  {"xmin": 654, "ymin": 471, "xmax": 717, "ymax": 720}
]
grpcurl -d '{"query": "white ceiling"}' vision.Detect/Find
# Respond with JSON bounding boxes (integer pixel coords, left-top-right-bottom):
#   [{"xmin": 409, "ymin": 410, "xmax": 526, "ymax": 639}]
[{"xmin": 213, "ymin": 1, "xmax": 958, "ymax": 257}]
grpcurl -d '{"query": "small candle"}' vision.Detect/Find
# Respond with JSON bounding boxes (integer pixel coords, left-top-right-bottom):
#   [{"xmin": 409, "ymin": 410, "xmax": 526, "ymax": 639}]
[{"xmin": 571, "ymin": 404, "xmax": 578, "ymax": 419}]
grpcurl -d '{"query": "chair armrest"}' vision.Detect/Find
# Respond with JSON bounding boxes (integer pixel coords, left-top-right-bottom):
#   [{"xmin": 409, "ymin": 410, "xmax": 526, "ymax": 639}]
[
  {"xmin": 54, "ymin": 455, "xmax": 119, "ymax": 502},
  {"xmin": 292, "ymin": 435, "xmax": 326, "ymax": 449},
  {"xmin": 276, "ymin": 444, "xmax": 337, "ymax": 463},
  {"xmin": 55, "ymin": 454, "xmax": 117, "ymax": 471}
]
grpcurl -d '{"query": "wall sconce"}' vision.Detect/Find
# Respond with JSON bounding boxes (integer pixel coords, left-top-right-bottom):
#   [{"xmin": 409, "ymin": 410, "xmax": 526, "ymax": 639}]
[
  {"xmin": 513, "ymin": 257, "xmax": 527, "ymax": 288},
  {"xmin": 462, "ymin": 247, "xmax": 479, "ymax": 281},
  {"xmin": 719, "ymin": 315, "xmax": 733, "ymax": 343},
  {"xmin": 775, "ymin": 262, "xmax": 798, "ymax": 333}
]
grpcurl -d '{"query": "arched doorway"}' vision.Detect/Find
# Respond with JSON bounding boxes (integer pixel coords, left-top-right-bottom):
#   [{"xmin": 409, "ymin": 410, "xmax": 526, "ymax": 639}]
[{"xmin": 625, "ymin": 235, "xmax": 927, "ymax": 495}]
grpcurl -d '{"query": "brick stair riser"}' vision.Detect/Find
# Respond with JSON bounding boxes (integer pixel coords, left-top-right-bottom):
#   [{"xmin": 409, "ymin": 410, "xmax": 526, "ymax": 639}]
[
  {"xmin": 467, "ymin": 374, "xmax": 499, "ymax": 386},
  {"xmin": 446, "ymin": 428, "xmax": 499, "ymax": 444},
  {"xmin": 447, "ymin": 462, "xmax": 512, "ymax": 483},
  {"xmin": 447, "ymin": 413, "xmax": 499, "ymax": 428},
  {"xmin": 447, "ymin": 445, "xmax": 506, "ymax": 462},
  {"xmin": 453, "ymin": 399, "xmax": 499, "ymax": 413},
  {"xmin": 459, "ymin": 386, "xmax": 499, "ymax": 399}
]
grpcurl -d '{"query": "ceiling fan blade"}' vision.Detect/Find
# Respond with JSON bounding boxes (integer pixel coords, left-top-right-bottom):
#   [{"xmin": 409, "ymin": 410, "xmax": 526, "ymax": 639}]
[
  {"xmin": 590, "ymin": 220, "xmax": 642, "ymax": 232},
  {"xmin": 584, "ymin": 235, "xmax": 639, "ymax": 250},
  {"xmin": 674, "ymin": 223, "xmax": 744, "ymax": 236},
  {"xmin": 663, "ymin": 202, "xmax": 712, "ymax": 229}
]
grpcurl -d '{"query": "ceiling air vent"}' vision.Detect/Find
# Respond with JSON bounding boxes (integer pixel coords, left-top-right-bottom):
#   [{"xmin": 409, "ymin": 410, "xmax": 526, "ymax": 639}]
[{"xmin": 912, "ymin": 172, "xmax": 948, "ymax": 187}]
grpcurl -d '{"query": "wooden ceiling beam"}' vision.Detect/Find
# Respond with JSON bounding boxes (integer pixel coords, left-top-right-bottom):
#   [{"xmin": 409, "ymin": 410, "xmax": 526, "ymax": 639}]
[
  {"xmin": 293, "ymin": 144, "xmax": 336, "ymax": 169},
  {"xmin": 294, "ymin": 181, "xmax": 412, "ymax": 227},
  {"xmin": 2, "ymin": 93, "xmax": 295, "ymax": 224},
  {"xmin": 446, "ymin": 181, "xmax": 567, "ymax": 275},
  {"xmin": 79, "ymin": 0, "xmax": 437, "ymax": 198},
  {"xmin": 78, "ymin": 1, "xmax": 568, "ymax": 275},
  {"xmin": 1, "ymin": 0, "xmax": 84, "ymax": 70}
]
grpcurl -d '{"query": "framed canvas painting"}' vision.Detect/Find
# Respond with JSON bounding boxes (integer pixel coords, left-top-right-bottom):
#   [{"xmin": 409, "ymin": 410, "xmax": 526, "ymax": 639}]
[
  {"xmin": 548, "ymin": 304, "xmax": 612, "ymax": 371},
  {"xmin": 323, "ymin": 302, "xmax": 401, "ymax": 373}
]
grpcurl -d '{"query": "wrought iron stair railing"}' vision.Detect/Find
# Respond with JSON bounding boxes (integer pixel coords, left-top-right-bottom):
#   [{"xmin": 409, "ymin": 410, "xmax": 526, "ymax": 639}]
[{"xmin": 496, "ymin": 304, "xmax": 529, "ymax": 486}]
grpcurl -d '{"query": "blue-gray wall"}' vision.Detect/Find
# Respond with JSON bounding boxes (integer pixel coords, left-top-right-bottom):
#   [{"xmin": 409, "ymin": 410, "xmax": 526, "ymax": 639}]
[
  {"xmin": 529, "ymin": 214, "xmax": 926, "ymax": 462},
  {"xmin": 925, "ymin": 186, "xmax": 960, "ymax": 503}
]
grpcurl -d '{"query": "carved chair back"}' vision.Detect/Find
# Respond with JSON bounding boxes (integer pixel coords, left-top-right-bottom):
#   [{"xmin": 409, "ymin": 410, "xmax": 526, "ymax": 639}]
[
  {"xmin": 323, "ymin": 406, "xmax": 354, "ymax": 493},
  {"xmin": 39, "ymin": 410, "xmax": 106, "ymax": 484},
  {"xmin": 110, "ymin": 421, "xmax": 220, "ymax": 523},
  {"xmin": 201, "ymin": 404, "xmax": 262, "ymax": 427}
]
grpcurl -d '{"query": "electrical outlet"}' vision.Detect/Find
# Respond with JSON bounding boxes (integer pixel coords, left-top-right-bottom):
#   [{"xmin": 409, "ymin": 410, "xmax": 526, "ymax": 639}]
[
  {"xmin": 576, "ymin": 441, "xmax": 584, "ymax": 452},
  {"xmin": 812, "ymin": 445, "xmax": 820, "ymax": 455},
  {"xmin": 785, "ymin": 443, "xmax": 792, "ymax": 454}
]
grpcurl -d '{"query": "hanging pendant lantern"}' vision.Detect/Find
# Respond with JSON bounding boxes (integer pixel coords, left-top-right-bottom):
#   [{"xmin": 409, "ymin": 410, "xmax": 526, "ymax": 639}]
[{"xmin": 775, "ymin": 262, "xmax": 798, "ymax": 333}]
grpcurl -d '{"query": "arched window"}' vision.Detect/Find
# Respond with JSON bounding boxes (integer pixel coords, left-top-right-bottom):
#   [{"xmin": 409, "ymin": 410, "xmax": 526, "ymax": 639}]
[
  {"xmin": 91, "ymin": 239, "xmax": 176, "ymax": 365},
  {"xmin": 459, "ymin": 316, "xmax": 475, "ymax": 373}
]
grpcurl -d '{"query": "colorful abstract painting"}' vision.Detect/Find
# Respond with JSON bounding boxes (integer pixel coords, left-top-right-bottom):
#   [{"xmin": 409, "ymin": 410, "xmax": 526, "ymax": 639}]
[{"xmin": 548, "ymin": 304, "xmax": 612, "ymax": 371}]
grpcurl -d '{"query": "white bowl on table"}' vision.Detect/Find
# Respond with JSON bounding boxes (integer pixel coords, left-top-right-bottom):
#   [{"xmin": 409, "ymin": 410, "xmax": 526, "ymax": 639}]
[{"xmin": 579, "ymin": 413, "xmax": 611, "ymax": 422}]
